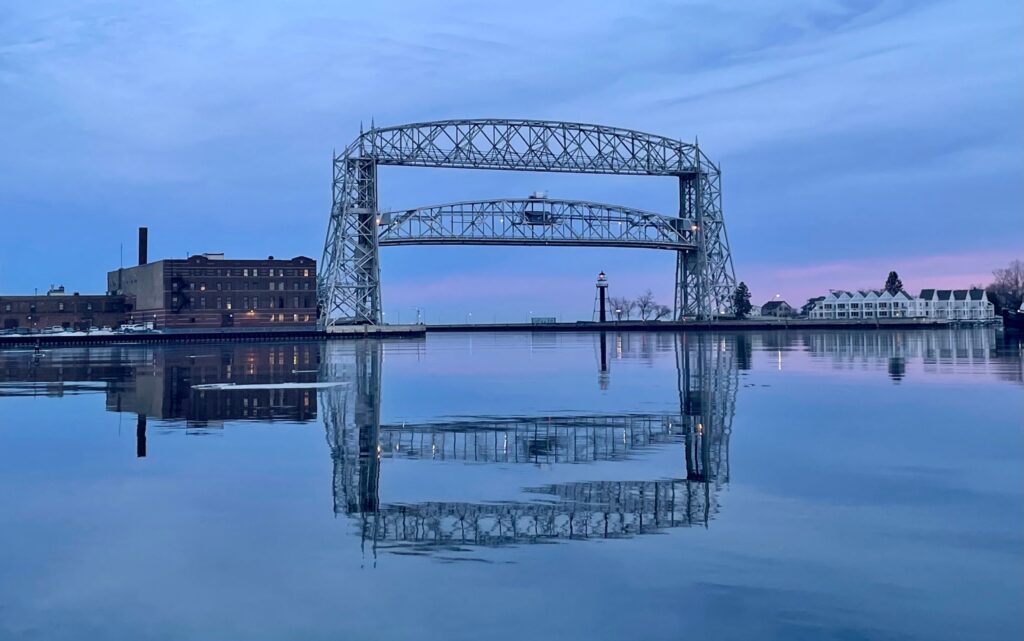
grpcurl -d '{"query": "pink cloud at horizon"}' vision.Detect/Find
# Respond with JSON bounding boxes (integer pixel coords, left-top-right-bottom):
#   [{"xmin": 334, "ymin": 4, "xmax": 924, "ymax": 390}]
[
  {"xmin": 380, "ymin": 250, "xmax": 1021, "ymax": 320},
  {"xmin": 741, "ymin": 250, "xmax": 1022, "ymax": 306}
]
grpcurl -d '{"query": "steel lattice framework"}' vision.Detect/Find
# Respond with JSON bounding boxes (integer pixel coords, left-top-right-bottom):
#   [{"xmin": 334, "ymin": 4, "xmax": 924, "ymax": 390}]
[
  {"xmin": 320, "ymin": 119, "xmax": 736, "ymax": 325},
  {"xmin": 319, "ymin": 333, "xmax": 737, "ymax": 554},
  {"xmin": 379, "ymin": 198, "xmax": 697, "ymax": 251}
]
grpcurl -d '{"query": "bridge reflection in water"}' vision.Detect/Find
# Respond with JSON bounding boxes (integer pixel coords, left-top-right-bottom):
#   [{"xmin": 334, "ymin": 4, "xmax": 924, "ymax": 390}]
[
  {"xmin": 321, "ymin": 333, "xmax": 737, "ymax": 554},
  {"xmin": 1, "ymin": 328, "xmax": 1015, "ymax": 555}
]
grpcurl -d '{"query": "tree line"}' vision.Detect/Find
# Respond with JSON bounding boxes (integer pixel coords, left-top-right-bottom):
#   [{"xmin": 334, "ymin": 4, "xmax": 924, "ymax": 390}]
[
  {"xmin": 607, "ymin": 289, "xmax": 672, "ymax": 321},
  {"xmin": 984, "ymin": 259, "xmax": 1023, "ymax": 314}
]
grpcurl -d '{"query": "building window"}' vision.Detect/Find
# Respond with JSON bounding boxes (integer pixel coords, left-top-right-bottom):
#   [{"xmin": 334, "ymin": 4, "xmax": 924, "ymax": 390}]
[
  {"xmin": 279, "ymin": 281, "xmax": 284, "ymax": 291},
  {"xmin": 243, "ymin": 296, "xmax": 249, "ymax": 309},
  {"xmin": 58, "ymin": 302, "xmax": 65, "ymax": 311},
  {"xmin": 304, "ymin": 282, "xmax": 310, "ymax": 290},
  {"xmin": 226, "ymin": 298, "xmax": 232, "ymax": 310},
  {"xmin": 293, "ymin": 296, "xmax": 299, "ymax": 308},
  {"xmin": 253, "ymin": 296, "xmax": 259, "ymax": 308},
  {"xmin": 216, "ymin": 297, "xmax": 222, "ymax": 309},
  {"xmin": 303, "ymin": 269, "xmax": 310, "ymax": 278},
  {"xmin": 200, "ymin": 282, "xmax": 207, "ymax": 292},
  {"xmin": 243, "ymin": 268, "xmax": 249, "ymax": 277},
  {"xmin": 293, "ymin": 313, "xmax": 298, "ymax": 322},
  {"xmin": 268, "ymin": 282, "xmax": 274, "ymax": 291},
  {"xmin": 303, "ymin": 296, "xmax": 310, "ymax": 308},
  {"xmin": 200, "ymin": 296, "xmax": 206, "ymax": 308},
  {"xmin": 2, "ymin": 303, "xmax": 10, "ymax": 312},
  {"xmin": 216, "ymin": 282, "xmax": 222, "ymax": 291}
]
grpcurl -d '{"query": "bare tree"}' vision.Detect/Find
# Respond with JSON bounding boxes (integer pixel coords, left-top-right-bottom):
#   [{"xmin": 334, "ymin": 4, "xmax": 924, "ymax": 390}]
[
  {"xmin": 608, "ymin": 297, "xmax": 634, "ymax": 320},
  {"xmin": 653, "ymin": 304, "xmax": 672, "ymax": 320},
  {"xmin": 987, "ymin": 259, "xmax": 1024, "ymax": 312},
  {"xmin": 634, "ymin": 290, "xmax": 656, "ymax": 321}
]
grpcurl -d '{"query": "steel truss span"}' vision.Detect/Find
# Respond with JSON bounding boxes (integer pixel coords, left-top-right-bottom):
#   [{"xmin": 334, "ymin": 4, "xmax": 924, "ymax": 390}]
[
  {"xmin": 379, "ymin": 198, "xmax": 698, "ymax": 251},
  {"xmin": 320, "ymin": 119, "xmax": 737, "ymax": 325}
]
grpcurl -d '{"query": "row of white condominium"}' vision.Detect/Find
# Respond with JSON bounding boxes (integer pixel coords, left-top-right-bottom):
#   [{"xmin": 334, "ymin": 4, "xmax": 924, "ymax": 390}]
[{"xmin": 808, "ymin": 289, "xmax": 995, "ymax": 321}]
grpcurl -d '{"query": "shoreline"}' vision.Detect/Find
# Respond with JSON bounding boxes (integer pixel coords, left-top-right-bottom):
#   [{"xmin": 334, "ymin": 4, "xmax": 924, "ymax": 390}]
[{"xmin": 0, "ymin": 318, "xmax": 1002, "ymax": 349}]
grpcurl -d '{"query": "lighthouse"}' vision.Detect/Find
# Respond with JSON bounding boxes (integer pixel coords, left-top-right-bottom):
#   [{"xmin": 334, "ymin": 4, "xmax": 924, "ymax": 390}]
[{"xmin": 594, "ymin": 271, "xmax": 609, "ymax": 323}]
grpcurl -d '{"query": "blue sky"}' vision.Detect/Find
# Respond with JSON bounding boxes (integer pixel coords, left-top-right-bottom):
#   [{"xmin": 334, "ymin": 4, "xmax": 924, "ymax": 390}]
[{"xmin": 1, "ymin": 0, "xmax": 1021, "ymax": 322}]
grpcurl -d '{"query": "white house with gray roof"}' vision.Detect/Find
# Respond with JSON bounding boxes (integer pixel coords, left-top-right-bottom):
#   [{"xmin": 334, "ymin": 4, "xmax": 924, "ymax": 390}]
[
  {"xmin": 917, "ymin": 289, "xmax": 994, "ymax": 320},
  {"xmin": 809, "ymin": 290, "xmax": 920, "ymax": 320},
  {"xmin": 808, "ymin": 288, "xmax": 994, "ymax": 321}
]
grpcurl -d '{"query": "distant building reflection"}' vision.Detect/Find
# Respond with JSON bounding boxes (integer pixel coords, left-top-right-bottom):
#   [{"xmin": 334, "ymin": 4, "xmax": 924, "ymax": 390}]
[
  {"xmin": 0, "ymin": 343, "xmax": 322, "ymax": 430},
  {"xmin": 323, "ymin": 333, "xmax": 737, "ymax": 556},
  {"xmin": 799, "ymin": 327, "xmax": 1022, "ymax": 383},
  {"xmin": 106, "ymin": 344, "xmax": 321, "ymax": 427},
  {"xmin": 801, "ymin": 327, "xmax": 1000, "ymax": 363}
]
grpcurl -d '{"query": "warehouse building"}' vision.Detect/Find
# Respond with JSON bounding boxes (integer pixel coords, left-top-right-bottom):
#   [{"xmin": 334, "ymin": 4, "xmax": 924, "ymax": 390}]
[
  {"xmin": 106, "ymin": 228, "xmax": 317, "ymax": 330},
  {"xmin": 0, "ymin": 286, "xmax": 129, "ymax": 331}
]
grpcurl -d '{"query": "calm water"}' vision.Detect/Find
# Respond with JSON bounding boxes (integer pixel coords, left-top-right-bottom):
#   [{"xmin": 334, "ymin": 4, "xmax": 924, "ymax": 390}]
[{"xmin": 0, "ymin": 329, "xmax": 1021, "ymax": 641}]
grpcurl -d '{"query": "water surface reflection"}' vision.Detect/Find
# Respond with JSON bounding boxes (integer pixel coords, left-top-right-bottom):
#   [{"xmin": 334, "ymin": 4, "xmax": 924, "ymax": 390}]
[{"xmin": 1, "ymin": 327, "xmax": 1018, "ymax": 561}]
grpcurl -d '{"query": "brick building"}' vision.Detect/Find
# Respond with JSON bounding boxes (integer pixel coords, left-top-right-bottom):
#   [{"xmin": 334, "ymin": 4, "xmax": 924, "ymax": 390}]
[
  {"xmin": 0, "ymin": 286, "xmax": 129, "ymax": 331},
  {"xmin": 107, "ymin": 253, "xmax": 317, "ymax": 330}
]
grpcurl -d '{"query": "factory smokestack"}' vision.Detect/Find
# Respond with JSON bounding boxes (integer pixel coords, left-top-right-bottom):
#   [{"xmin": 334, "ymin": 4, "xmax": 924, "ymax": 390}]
[{"xmin": 138, "ymin": 227, "xmax": 148, "ymax": 265}]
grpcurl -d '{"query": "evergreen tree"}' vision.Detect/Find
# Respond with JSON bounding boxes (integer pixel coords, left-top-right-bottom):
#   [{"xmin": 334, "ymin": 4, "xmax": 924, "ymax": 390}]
[
  {"xmin": 732, "ymin": 282, "xmax": 752, "ymax": 319},
  {"xmin": 884, "ymin": 271, "xmax": 903, "ymax": 295}
]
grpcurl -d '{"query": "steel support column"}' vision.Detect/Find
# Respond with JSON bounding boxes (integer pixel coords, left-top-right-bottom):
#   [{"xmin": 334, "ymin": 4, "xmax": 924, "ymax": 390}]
[{"xmin": 320, "ymin": 152, "xmax": 382, "ymax": 325}]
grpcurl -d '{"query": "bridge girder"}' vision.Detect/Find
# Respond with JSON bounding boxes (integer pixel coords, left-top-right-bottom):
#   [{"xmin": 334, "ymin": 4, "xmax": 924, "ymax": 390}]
[
  {"xmin": 320, "ymin": 119, "xmax": 737, "ymax": 326},
  {"xmin": 378, "ymin": 198, "xmax": 698, "ymax": 251}
]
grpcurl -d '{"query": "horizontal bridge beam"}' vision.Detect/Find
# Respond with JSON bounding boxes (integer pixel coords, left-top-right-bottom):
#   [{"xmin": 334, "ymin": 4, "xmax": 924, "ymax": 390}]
[
  {"xmin": 377, "ymin": 198, "xmax": 697, "ymax": 251},
  {"xmin": 351, "ymin": 119, "xmax": 710, "ymax": 176}
]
